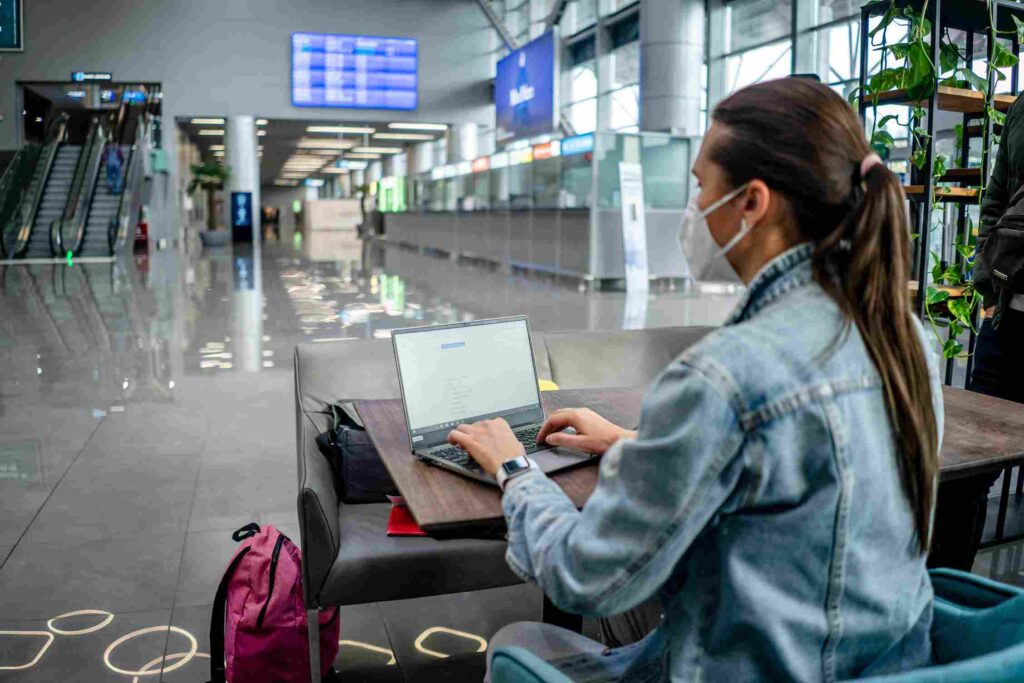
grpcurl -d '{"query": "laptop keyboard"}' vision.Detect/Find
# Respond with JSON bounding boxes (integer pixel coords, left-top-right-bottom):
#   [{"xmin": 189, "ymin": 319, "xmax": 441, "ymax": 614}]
[{"xmin": 430, "ymin": 425, "xmax": 544, "ymax": 471}]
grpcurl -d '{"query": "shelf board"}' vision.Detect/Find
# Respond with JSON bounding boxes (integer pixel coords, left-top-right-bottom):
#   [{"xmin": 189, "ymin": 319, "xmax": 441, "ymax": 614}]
[
  {"xmin": 904, "ymin": 185, "xmax": 981, "ymax": 203},
  {"xmin": 908, "ymin": 280, "xmax": 968, "ymax": 300},
  {"xmin": 937, "ymin": 168, "xmax": 981, "ymax": 183},
  {"xmin": 964, "ymin": 123, "xmax": 1004, "ymax": 138},
  {"xmin": 867, "ymin": 86, "xmax": 1015, "ymax": 114}
]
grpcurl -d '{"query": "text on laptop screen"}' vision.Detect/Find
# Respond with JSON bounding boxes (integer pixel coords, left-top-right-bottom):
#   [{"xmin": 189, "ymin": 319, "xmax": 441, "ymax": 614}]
[{"xmin": 394, "ymin": 319, "xmax": 541, "ymax": 438}]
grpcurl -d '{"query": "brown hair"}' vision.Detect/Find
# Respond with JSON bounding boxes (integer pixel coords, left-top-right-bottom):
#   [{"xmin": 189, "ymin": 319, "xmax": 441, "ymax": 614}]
[{"xmin": 711, "ymin": 78, "xmax": 938, "ymax": 554}]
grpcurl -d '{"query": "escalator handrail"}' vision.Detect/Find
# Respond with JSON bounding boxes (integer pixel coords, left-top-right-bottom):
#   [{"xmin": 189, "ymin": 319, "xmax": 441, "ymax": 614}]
[
  {"xmin": 109, "ymin": 106, "xmax": 149, "ymax": 253},
  {"xmin": 52, "ymin": 120, "xmax": 108, "ymax": 256},
  {"xmin": 0, "ymin": 143, "xmax": 42, "ymax": 258},
  {"xmin": 4, "ymin": 114, "xmax": 69, "ymax": 258}
]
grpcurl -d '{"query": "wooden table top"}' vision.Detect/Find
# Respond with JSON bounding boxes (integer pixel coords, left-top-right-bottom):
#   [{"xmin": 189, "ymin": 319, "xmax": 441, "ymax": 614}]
[{"xmin": 357, "ymin": 385, "xmax": 1024, "ymax": 537}]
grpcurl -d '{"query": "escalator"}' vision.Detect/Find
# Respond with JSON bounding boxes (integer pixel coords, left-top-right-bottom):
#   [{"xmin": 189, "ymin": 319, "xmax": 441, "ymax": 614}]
[
  {"xmin": 51, "ymin": 118, "xmax": 108, "ymax": 258},
  {"xmin": 0, "ymin": 96, "xmax": 149, "ymax": 260},
  {"xmin": 76, "ymin": 100, "xmax": 150, "ymax": 257},
  {"xmin": 0, "ymin": 115, "xmax": 68, "ymax": 259},
  {"xmin": 29, "ymin": 142, "xmax": 86, "ymax": 257}
]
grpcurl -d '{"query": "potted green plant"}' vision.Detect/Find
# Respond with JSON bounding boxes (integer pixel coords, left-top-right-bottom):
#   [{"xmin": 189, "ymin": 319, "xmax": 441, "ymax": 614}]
[{"xmin": 188, "ymin": 160, "xmax": 230, "ymax": 246}]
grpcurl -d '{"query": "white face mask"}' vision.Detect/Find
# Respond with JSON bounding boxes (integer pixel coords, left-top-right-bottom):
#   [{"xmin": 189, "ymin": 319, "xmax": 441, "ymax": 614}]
[{"xmin": 678, "ymin": 183, "xmax": 752, "ymax": 267}]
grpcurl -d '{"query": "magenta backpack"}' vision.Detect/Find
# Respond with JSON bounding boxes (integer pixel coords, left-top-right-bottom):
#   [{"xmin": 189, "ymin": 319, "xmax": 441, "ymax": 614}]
[{"xmin": 208, "ymin": 523, "xmax": 340, "ymax": 683}]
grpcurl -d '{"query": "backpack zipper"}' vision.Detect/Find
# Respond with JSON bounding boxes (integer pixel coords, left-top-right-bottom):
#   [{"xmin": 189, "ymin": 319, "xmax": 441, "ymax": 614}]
[{"xmin": 256, "ymin": 534, "xmax": 286, "ymax": 629}]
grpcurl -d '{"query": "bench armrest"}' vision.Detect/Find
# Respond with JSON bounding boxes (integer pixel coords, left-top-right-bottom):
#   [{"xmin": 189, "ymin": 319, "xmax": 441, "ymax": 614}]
[{"xmin": 295, "ymin": 348, "xmax": 340, "ymax": 608}]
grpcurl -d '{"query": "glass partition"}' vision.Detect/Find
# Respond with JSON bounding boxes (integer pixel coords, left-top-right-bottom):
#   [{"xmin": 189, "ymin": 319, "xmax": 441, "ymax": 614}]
[
  {"xmin": 472, "ymin": 170, "xmax": 491, "ymax": 210},
  {"xmin": 595, "ymin": 132, "xmax": 689, "ymax": 208},
  {"xmin": 490, "ymin": 165, "xmax": 510, "ymax": 209},
  {"xmin": 384, "ymin": 132, "xmax": 686, "ymax": 213},
  {"xmin": 561, "ymin": 150, "xmax": 593, "ymax": 208},
  {"xmin": 508, "ymin": 160, "xmax": 534, "ymax": 210},
  {"xmin": 532, "ymin": 156, "xmax": 562, "ymax": 209}
]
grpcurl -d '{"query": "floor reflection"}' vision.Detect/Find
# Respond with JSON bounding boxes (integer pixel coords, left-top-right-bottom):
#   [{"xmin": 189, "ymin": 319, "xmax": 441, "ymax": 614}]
[
  {"xmin": 0, "ymin": 258, "xmax": 172, "ymax": 412},
  {"xmin": 0, "ymin": 239, "xmax": 744, "ymax": 395}
]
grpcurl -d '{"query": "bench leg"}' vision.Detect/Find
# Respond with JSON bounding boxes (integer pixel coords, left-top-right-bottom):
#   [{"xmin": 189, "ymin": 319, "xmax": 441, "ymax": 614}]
[
  {"xmin": 542, "ymin": 595, "xmax": 583, "ymax": 634},
  {"xmin": 308, "ymin": 608, "xmax": 322, "ymax": 683}
]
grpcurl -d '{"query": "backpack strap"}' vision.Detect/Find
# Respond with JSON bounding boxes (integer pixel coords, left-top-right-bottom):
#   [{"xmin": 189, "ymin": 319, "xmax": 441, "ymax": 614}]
[
  {"xmin": 208, "ymin": 546, "xmax": 251, "ymax": 683},
  {"xmin": 1008, "ymin": 181, "xmax": 1024, "ymax": 214},
  {"xmin": 993, "ymin": 287, "xmax": 1014, "ymax": 331}
]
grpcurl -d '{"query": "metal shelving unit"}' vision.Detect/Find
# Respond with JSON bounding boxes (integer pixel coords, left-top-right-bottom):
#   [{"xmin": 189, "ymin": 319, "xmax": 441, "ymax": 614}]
[{"xmin": 859, "ymin": 0, "xmax": 1024, "ymax": 385}]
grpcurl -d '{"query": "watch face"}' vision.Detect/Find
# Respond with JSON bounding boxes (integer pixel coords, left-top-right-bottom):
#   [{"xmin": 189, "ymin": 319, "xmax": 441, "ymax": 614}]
[{"xmin": 503, "ymin": 457, "xmax": 529, "ymax": 474}]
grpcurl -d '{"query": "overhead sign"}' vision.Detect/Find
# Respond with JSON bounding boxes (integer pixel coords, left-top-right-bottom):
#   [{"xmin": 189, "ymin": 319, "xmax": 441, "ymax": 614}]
[
  {"xmin": 509, "ymin": 148, "xmax": 533, "ymax": 166},
  {"xmin": 490, "ymin": 152, "xmax": 510, "ymax": 169},
  {"xmin": 71, "ymin": 71, "xmax": 113, "ymax": 82},
  {"xmin": 561, "ymin": 133, "xmax": 594, "ymax": 156},
  {"xmin": 0, "ymin": 0, "xmax": 22, "ymax": 51},
  {"xmin": 532, "ymin": 140, "xmax": 560, "ymax": 160},
  {"xmin": 495, "ymin": 31, "xmax": 557, "ymax": 143},
  {"xmin": 336, "ymin": 159, "xmax": 368, "ymax": 171},
  {"xmin": 292, "ymin": 32, "xmax": 418, "ymax": 110}
]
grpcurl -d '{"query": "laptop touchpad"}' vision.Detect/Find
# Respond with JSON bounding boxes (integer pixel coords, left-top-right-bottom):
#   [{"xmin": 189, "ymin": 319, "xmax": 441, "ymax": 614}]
[{"xmin": 533, "ymin": 446, "xmax": 593, "ymax": 474}]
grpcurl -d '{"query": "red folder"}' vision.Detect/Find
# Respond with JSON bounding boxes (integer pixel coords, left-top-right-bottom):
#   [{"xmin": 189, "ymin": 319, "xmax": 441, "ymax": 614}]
[{"xmin": 387, "ymin": 503, "xmax": 427, "ymax": 536}]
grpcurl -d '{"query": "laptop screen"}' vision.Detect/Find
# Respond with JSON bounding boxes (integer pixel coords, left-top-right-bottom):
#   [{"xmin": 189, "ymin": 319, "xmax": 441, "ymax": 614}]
[{"xmin": 392, "ymin": 317, "xmax": 544, "ymax": 449}]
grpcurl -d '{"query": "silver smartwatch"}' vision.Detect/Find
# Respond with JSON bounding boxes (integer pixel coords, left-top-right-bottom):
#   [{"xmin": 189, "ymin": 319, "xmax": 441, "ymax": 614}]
[{"xmin": 495, "ymin": 455, "xmax": 536, "ymax": 491}]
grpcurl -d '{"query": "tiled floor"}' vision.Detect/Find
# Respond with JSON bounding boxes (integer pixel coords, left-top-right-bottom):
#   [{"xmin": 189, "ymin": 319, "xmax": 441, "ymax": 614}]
[
  {"xmin": 0, "ymin": 238, "xmax": 741, "ymax": 680},
  {"xmin": 4, "ymin": 237, "xmax": 1012, "ymax": 680}
]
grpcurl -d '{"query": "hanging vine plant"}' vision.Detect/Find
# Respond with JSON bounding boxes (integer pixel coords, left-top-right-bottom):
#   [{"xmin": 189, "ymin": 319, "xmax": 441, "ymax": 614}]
[{"xmin": 854, "ymin": 0, "xmax": 1023, "ymax": 359}]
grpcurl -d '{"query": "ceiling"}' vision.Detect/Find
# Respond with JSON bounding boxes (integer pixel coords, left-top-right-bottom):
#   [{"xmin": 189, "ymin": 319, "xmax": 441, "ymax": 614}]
[{"xmin": 177, "ymin": 117, "xmax": 448, "ymax": 186}]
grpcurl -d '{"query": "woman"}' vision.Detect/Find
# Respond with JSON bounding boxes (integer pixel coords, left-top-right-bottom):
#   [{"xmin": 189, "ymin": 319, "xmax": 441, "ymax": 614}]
[{"xmin": 449, "ymin": 78, "xmax": 944, "ymax": 682}]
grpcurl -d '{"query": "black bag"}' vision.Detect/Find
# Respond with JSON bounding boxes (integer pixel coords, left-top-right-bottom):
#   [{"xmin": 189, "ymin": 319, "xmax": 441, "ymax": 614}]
[{"xmin": 315, "ymin": 402, "xmax": 398, "ymax": 504}]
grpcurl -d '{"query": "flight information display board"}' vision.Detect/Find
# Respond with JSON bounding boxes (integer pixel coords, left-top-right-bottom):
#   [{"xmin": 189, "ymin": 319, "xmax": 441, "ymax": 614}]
[
  {"xmin": 0, "ymin": 0, "xmax": 22, "ymax": 51},
  {"xmin": 291, "ymin": 32, "xmax": 418, "ymax": 110}
]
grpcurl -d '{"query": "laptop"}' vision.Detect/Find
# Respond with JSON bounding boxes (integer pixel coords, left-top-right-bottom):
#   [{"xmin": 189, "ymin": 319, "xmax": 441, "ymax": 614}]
[{"xmin": 391, "ymin": 315, "xmax": 596, "ymax": 484}]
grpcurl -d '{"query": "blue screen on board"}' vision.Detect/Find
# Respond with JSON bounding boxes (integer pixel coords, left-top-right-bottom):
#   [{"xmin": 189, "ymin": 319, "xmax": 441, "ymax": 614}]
[
  {"xmin": 495, "ymin": 31, "xmax": 556, "ymax": 142},
  {"xmin": 291, "ymin": 32, "xmax": 418, "ymax": 110}
]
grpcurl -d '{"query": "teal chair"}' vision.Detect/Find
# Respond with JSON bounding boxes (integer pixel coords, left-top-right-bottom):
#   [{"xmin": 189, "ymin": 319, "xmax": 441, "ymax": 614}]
[{"xmin": 490, "ymin": 569, "xmax": 1024, "ymax": 683}]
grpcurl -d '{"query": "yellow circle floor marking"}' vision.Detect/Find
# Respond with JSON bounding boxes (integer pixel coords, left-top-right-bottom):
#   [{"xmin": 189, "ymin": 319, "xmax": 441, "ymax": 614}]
[
  {"xmin": 47, "ymin": 609, "xmax": 115, "ymax": 636},
  {"xmin": 339, "ymin": 639, "xmax": 397, "ymax": 665},
  {"xmin": 0, "ymin": 631, "xmax": 55, "ymax": 671},
  {"xmin": 413, "ymin": 626, "xmax": 488, "ymax": 659},
  {"xmin": 103, "ymin": 625, "xmax": 198, "ymax": 676},
  {"xmin": 131, "ymin": 651, "xmax": 210, "ymax": 683}
]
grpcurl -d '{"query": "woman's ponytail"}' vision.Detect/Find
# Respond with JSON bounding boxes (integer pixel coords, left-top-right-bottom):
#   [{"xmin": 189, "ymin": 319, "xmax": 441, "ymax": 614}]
[
  {"xmin": 831, "ymin": 162, "xmax": 939, "ymax": 553},
  {"xmin": 712, "ymin": 79, "xmax": 939, "ymax": 554}
]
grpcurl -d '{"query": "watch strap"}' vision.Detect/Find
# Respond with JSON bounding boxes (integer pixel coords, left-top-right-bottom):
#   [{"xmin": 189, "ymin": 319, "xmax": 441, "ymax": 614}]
[{"xmin": 496, "ymin": 457, "xmax": 536, "ymax": 491}]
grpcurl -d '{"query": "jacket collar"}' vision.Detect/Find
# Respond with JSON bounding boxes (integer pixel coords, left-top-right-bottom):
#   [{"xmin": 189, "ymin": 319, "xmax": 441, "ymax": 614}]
[{"xmin": 725, "ymin": 242, "xmax": 816, "ymax": 325}]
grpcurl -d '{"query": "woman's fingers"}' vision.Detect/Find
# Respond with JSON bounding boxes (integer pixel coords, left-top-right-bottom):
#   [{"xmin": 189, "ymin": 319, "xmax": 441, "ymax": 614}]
[
  {"xmin": 537, "ymin": 409, "xmax": 578, "ymax": 443},
  {"xmin": 543, "ymin": 430, "xmax": 592, "ymax": 452},
  {"xmin": 447, "ymin": 429, "xmax": 477, "ymax": 451}
]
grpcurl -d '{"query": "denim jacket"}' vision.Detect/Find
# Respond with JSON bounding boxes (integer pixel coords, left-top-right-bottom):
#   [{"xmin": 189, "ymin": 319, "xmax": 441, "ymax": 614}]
[{"xmin": 503, "ymin": 243, "xmax": 944, "ymax": 682}]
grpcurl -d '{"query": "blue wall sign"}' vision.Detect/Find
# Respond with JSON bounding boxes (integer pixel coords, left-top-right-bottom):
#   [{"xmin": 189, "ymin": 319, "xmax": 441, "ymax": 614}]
[
  {"xmin": 495, "ymin": 31, "xmax": 557, "ymax": 143},
  {"xmin": 231, "ymin": 192, "xmax": 254, "ymax": 242},
  {"xmin": 561, "ymin": 133, "xmax": 595, "ymax": 156},
  {"xmin": 71, "ymin": 71, "xmax": 113, "ymax": 82},
  {"xmin": 0, "ymin": 0, "xmax": 22, "ymax": 51},
  {"xmin": 292, "ymin": 32, "xmax": 418, "ymax": 110}
]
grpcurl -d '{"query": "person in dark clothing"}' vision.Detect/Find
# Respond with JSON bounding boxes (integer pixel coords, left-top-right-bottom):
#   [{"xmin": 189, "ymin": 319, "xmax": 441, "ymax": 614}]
[
  {"xmin": 970, "ymin": 98, "xmax": 1024, "ymax": 403},
  {"xmin": 104, "ymin": 141, "xmax": 125, "ymax": 195}
]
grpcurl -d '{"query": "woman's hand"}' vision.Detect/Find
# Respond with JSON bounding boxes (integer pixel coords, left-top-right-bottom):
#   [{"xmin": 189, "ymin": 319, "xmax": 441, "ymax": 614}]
[
  {"xmin": 536, "ymin": 408, "xmax": 637, "ymax": 456},
  {"xmin": 447, "ymin": 419, "xmax": 526, "ymax": 478}
]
